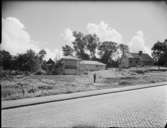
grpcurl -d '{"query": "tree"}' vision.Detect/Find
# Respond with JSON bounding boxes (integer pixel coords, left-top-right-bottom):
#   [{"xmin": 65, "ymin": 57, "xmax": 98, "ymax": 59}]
[
  {"xmin": 117, "ymin": 44, "xmax": 129, "ymax": 69},
  {"xmin": 45, "ymin": 58, "xmax": 57, "ymax": 74},
  {"xmin": 84, "ymin": 34, "xmax": 99, "ymax": 60},
  {"xmin": 62, "ymin": 45, "xmax": 73, "ymax": 56},
  {"xmin": 38, "ymin": 49, "xmax": 47, "ymax": 71},
  {"xmin": 119, "ymin": 44, "xmax": 129, "ymax": 57},
  {"xmin": 15, "ymin": 49, "xmax": 40, "ymax": 72},
  {"xmin": 38, "ymin": 49, "xmax": 46, "ymax": 61},
  {"xmin": 152, "ymin": 39, "xmax": 167, "ymax": 67},
  {"xmin": 72, "ymin": 31, "xmax": 89, "ymax": 60},
  {"xmin": 0, "ymin": 50, "xmax": 12, "ymax": 70},
  {"xmin": 98, "ymin": 41, "xmax": 117, "ymax": 66}
]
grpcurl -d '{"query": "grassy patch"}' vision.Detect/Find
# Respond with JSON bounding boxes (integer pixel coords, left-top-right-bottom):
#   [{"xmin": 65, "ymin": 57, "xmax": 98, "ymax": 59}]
[{"xmin": 1, "ymin": 66, "xmax": 167, "ymax": 101}]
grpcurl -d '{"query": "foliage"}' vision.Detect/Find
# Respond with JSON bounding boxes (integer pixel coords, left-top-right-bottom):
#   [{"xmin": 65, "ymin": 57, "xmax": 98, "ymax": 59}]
[
  {"xmin": 0, "ymin": 50, "xmax": 12, "ymax": 70},
  {"xmin": 0, "ymin": 49, "xmax": 44, "ymax": 73},
  {"xmin": 38, "ymin": 49, "xmax": 46, "ymax": 61},
  {"xmin": 84, "ymin": 34, "xmax": 99, "ymax": 60},
  {"xmin": 72, "ymin": 31, "xmax": 90, "ymax": 60},
  {"xmin": 98, "ymin": 41, "xmax": 117, "ymax": 66},
  {"xmin": 62, "ymin": 45, "xmax": 73, "ymax": 56},
  {"xmin": 119, "ymin": 44, "xmax": 129, "ymax": 56},
  {"xmin": 15, "ymin": 49, "xmax": 41, "ymax": 72},
  {"xmin": 117, "ymin": 44, "xmax": 129, "ymax": 67},
  {"xmin": 152, "ymin": 39, "xmax": 167, "ymax": 66},
  {"xmin": 45, "ymin": 58, "xmax": 57, "ymax": 74},
  {"xmin": 62, "ymin": 31, "xmax": 122, "ymax": 65}
]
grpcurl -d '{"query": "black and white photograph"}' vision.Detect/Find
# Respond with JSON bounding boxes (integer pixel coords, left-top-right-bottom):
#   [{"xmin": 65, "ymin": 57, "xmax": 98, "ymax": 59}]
[{"xmin": 1, "ymin": 0, "xmax": 167, "ymax": 127}]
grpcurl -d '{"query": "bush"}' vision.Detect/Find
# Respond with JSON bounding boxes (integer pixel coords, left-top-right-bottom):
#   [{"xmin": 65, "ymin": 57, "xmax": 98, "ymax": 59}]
[
  {"xmin": 133, "ymin": 70, "xmax": 145, "ymax": 74},
  {"xmin": 119, "ymin": 81, "xmax": 132, "ymax": 85},
  {"xmin": 34, "ymin": 69, "xmax": 46, "ymax": 75}
]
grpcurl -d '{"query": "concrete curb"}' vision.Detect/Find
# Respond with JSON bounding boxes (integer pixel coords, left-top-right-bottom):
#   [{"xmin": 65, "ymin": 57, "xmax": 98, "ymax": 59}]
[{"xmin": 2, "ymin": 82, "xmax": 167, "ymax": 110}]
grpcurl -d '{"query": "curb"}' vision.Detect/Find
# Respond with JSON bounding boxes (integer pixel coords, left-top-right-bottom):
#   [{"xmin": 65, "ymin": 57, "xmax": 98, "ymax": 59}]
[{"xmin": 2, "ymin": 82, "xmax": 167, "ymax": 110}]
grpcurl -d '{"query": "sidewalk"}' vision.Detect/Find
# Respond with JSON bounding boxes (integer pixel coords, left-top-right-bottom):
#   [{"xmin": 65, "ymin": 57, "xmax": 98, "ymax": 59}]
[{"xmin": 2, "ymin": 81, "xmax": 167, "ymax": 110}]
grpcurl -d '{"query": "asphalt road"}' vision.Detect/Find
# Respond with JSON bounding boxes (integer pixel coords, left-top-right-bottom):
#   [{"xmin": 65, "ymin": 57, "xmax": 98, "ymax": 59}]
[{"xmin": 2, "ymin": 85, "xmax": 167, "ymax": 128}]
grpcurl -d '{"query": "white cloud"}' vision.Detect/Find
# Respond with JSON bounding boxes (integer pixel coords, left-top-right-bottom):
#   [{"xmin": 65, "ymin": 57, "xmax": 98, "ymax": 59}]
[
  {"xmin": 44, "ymin": 48, "xmax": 63, "ymax": 61},
  {"xmin": 61, "ymin": 28, "xmax": 75, "ymax": 45},
  {"xmin": 1, "ymin": 17, "xmax": 61, "ymax": 60},
  {"xmin": 86, "ymin": 22, "xmax": 151, "ymax": 55},
  {"xmin": 1, "ymin": 17, "xmax": 40, "ymax": 54},
  {"xmin": 129, "ymin": 30, "xmax": 151, "ymax": 55},
  {"xmin": 86, "ymin": 21, "xmax": 124, "ymax": 44}
]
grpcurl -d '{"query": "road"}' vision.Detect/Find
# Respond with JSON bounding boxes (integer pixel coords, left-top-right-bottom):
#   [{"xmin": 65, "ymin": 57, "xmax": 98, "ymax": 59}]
[{"xmin": 2, "ymin": 85, "xmax": 167, "ymax": 128}]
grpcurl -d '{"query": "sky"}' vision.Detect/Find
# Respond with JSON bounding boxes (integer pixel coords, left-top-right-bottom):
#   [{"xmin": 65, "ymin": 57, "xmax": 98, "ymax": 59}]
[{"xmin": 1, "ymin": 1, "xmax": 167, "ymax": 60}]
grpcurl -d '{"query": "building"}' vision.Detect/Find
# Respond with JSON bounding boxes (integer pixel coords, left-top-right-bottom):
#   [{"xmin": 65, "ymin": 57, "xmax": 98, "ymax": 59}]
[
  {"xmin": 60, "ymin": 56, "xmax": 81, "ymax": 75},
  {"xmin": 79, "ymin": 60, "xmax": 106, "ymax": 74},
  {"xmin": 59, "ymin": 56, "xmax": 106, "ymax": 75},
  {"xmin": 120, "ymin": 51, "xmax": 154, "ymax": 68}
]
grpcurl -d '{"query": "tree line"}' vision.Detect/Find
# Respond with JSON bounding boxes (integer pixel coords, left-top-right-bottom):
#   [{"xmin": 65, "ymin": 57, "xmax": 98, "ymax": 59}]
[
  {"xmin": 0, "ymin": 30, "xmax": 167, "ymax": 76},
  {"xmin": 63, "ymin": 31, "xmax": 167, "ymax": 67},
  {"xmin": 62, "ymin": 31, "xmax": 128, "ymax": 67},
  {"xmin": 0, "ymin": 49, "xmax": 60, "ymax": 75}
]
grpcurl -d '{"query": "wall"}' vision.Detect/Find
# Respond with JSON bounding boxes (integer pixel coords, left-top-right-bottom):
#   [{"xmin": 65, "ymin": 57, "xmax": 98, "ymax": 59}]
[
  {"xmin": 79, "ymin": 64, "xmax": 105, "ymax": 74},
  {"xmin": 62, "ymin": 59, "xmax": 80, "ymax": 75}
]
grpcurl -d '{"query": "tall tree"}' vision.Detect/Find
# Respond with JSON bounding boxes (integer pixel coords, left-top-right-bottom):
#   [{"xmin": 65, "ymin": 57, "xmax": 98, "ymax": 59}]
[
  {"xmin": 72, "ymin": 31, "xmax": 89, "ymax": 60},
  {"xmin": 98, "ymin": 41, "xmax": 117, "ymax": 65},
  {"xmin": 152, "ymin": 39, "xmax": 167, "ymax": 67},
  {"xmin": 62, "ymin": 45, "xmax": 73, "ymax": 56},
  {"xmin": 38, "ymin": 49, "xmax": 47, "ymax": 71},
  {"xmin": 119, "ymin": 44, "xmax": 129, "ymax": 57},
  {"xmin": 84, "ymin": 34, "xmax": 99, "ymax": 60},
  {"xmin": 38, "ymin": 49, "xmax": 46, "ymax": 61},
  {"xmin": 117, "ymin": 44, "xmax": 129, "ymax": 69}
]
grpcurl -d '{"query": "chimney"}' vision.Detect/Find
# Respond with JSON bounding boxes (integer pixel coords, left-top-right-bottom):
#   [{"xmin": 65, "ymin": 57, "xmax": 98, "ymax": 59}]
[{"xmin": 139, "ymin": 51, "xmax": 143, "ymax": 56}]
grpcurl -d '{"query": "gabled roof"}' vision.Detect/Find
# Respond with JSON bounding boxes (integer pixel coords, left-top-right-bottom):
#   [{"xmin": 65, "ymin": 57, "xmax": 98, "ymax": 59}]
[
  {"xmin": 46, "ymin": 58, "xmax": 55, "ymax": 64},
  {"xmin": 131, "ymin": 53, "xmax": 140, "ymax": 58},
  {"xmin": 125, "ymin": 53, "xmax": 133, "ymax": 58},
  {"xmin": 140, "ymin": 53, "xmax": 153, "ymax": 62},
  {"xmin": 128, "ymin": 53, "xmax": 153, "ymax": 61},
  {"xmin": 80, "ymin": 60, "xmax": 106, "ymax": 65},
  {"xmin": 61, "ymin": 56, "xmax": 81, "ymax": 60}
]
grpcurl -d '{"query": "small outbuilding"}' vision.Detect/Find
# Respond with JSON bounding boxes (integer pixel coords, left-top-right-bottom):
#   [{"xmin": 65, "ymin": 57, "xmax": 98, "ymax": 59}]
[
  {"xmin": 79, "ymin": 60, "xmax": 106, "ymax": 74},
  {"xmin": 60, "ymin": 56, "xmax": 81, "ymax": 75}
]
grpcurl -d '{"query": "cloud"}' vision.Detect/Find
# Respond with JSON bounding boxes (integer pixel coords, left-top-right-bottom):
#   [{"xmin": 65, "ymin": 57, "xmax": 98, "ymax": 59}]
[
  {"xmin": 61, "ymin": 28, "xmax": 75, "ymax": 45},
  {"xmin": 1, "ymin": 17, "xmax": 61, "ymax": 60},
  {"xmin": 44, "ymin": 48, "xmax": 63, "ymax": 61},
  {"xmin": 86, "ymin": 21, "xmax": 124, "ymax": 44},
  {"xmin": 1, "ymin": 17, "xmax": 40, "ymax": 54},
  {"xmin": 129, "ymin": 30, "xmax": 151, "ymax": 55},
  {"xmin": 86, "ymin": 22, "xmax": 151, "ymax": 55}
]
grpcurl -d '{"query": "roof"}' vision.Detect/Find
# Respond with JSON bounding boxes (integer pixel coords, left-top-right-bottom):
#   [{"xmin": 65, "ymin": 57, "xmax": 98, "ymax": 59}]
[
  {"xmin": 61, "ymin": 56, "xmax": 81, "ymax": 60},
  {"xmin": 80, "ymin": 60, "xmax": 106, "ymax": 65},
  {"xmin": 128, "ymin": 53, "xmax": 153, "ymax": 61},
  {"xmin": 46, "ymin": 58, "xmax": 55, "ymax": 64},
  {"xmin": 140, "ymin": 53, "xmax": 153, "ymax": 62},
  {"xmin": 125, "ymin": 53, "xmax": 133, "ymax": 58}
]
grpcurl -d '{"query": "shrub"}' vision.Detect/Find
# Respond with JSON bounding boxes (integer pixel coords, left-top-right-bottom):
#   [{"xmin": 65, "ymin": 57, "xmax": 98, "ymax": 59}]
[{"xmin": 34, "ymin": 69, "xmax": 46, "ymax": 75}]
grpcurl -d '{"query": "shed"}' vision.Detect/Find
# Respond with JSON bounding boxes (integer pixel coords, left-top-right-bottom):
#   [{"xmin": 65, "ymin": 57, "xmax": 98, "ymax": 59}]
[
  {"xmin": 60, "ymin": 56, "xmax": 81, "ymax": 75},
  {"xmin": 79, "ymin": 60, "xmax": 106, "ymax": 74}
]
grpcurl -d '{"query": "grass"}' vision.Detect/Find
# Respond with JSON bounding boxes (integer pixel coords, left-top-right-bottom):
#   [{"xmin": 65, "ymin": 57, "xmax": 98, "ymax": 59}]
[{"xmin": 1, "ymin": 66, "xmax": 167, "ymax": 101}]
